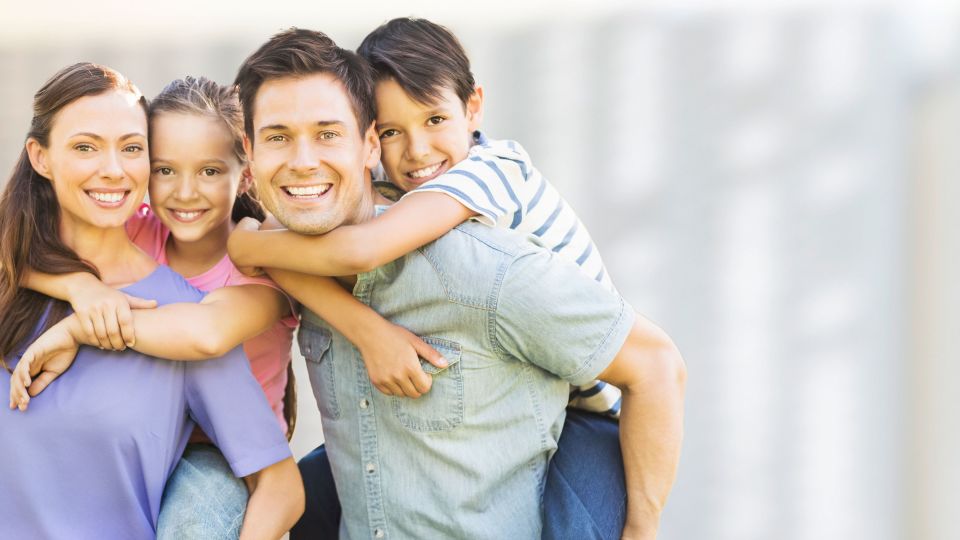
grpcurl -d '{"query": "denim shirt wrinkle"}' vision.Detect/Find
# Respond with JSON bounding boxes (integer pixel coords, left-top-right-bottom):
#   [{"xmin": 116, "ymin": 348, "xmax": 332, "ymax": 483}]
[{"xmin": 299, "ymin": 205, "xmax": 631, "ymax": 540}]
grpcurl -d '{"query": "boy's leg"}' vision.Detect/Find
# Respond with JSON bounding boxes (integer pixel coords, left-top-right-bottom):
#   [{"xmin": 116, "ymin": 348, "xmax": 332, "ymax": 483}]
[
  {"xmin": 542, "ymin": 409, "xmax": 627, "ymax": 540},
  {"xmin": 290, "ymin": 444, "xmax": 341, "ymax": 539},
  {"xmin": 157, "ymin": 443, "xmax": 248, "ymax": 540}
]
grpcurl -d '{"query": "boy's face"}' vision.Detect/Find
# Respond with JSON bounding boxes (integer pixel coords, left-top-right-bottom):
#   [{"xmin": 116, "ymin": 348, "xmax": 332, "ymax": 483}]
[{"xmin": 375, "ymin": 78, "xmax": 482, "ymax": 192}]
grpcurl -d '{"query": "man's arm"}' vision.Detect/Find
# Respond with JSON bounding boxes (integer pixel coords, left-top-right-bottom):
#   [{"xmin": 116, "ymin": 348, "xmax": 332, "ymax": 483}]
[{"xmin": 595, "ymin": 314, "xmax": 686, "ymax": 540}]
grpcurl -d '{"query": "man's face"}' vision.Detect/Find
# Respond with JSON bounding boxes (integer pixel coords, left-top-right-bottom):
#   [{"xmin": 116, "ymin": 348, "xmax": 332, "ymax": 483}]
[{"xmin": 245, "ymin": 73, "xmax": 380, "ymax": 234}]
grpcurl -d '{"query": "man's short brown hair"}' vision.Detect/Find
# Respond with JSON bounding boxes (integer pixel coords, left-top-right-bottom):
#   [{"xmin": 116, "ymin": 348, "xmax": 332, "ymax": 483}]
[
  {"xmin": 357, "ymin": 18, "xmax": 476, "ymax": 107},
  {"xmin": 234, "ymin": 27, "xmax": 376, "ymax": 139}
]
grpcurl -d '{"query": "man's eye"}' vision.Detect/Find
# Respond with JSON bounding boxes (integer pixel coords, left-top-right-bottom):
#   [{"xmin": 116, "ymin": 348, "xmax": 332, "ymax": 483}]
[
  {"xmin": 427, "ymin": 116, "xmax": 445, "ymax": 126},
  {"xmin": 378, "ymin": 129, "xmax": 399, "ymax": 140},
  {"xmin": 154, "ymin": 167, "xmax": 174, "ymax": 175},
  {"xmin": 74, "ymin": 143, "xmax": 95, "ymax": 152},
  {"xmin": 201, "ymin": 168, "xmax": 220, "ymax": 177},
  {"xmin": 319, "ymin": 131, "xmax": 339, "ymax": 140},
  {"xmin": 266, "ymin": 134, "xmax": 287, "ymax": 143}
]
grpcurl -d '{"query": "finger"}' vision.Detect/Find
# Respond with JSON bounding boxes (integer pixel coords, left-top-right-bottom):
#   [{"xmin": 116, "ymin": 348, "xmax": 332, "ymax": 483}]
[
  {"xmin": 11, "ymin": 366, "xmax": 31, "ymax": 410},
  {"xmin": 411, "ymin": 370, "xmax": 433, "ymax": 396},
  {"xmin": 80, "ymin": 316, "xmax": 98, "ymax": 347},
  {"xmin": 104, "ymin": 308, "xmax": 126, "ymax": 350},
  {"xmin": 396, "ymin": 377, "xmax": 422, "ymax": 399},
  {"xmin": 123, "ymin": 293, "xmax": 158, "ymax": 310},
  {"xmin": 117, "ymin": 304, "xmax": 136, "ymax": 348},
  {"xmin": 379, "ymin": 381, "xmax": 403, "ymax": 397},
  {"xmin": 411, "ymin": 337, "xmax": 448, "ymax": 369},
  {"xmin": 92, "ymin": 311, "xmax": 109, "ymax": 349},
  {"xmin": 28, "ymin": 371, "xmax": 59, "ymax": 397}
]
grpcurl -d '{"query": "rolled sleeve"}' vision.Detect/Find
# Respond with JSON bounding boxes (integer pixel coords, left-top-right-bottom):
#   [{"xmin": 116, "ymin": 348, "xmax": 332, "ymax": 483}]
[{"xmin": 493, "ymin": 246, "xmax": 636, "ymax": 385}]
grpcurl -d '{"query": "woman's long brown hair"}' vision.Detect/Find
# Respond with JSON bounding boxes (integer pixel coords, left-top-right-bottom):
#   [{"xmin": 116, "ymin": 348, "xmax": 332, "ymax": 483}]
[{"xmin": 0, "ymin": 63, "xmax": 147, "ymax": 371}]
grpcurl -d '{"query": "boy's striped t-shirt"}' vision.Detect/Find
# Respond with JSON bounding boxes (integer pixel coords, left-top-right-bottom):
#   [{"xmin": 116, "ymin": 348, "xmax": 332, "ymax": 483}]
[{"xmin": 400, "ymin": 131, "xmax": 622, "ymax": 417}]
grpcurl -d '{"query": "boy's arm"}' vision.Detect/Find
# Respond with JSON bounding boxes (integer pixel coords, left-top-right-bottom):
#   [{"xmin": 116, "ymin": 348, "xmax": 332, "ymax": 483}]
[
  {"xmin": 228, "ymin": 192, "xmax": 474, "ymax": 276},
  {"xmin": 240, "ymin": 457, "xmax": 305, "ymax": 540},
  {"xmin": 595, "ymin": 315, "xmax": 686, "ymax": 540},
  {"xmin": 265, "ymin": 268, "xmax": 447, "ymax": 398},
  {"xmin": 22, "ymin": 270, "xmax": 157, "ymax": 349}
]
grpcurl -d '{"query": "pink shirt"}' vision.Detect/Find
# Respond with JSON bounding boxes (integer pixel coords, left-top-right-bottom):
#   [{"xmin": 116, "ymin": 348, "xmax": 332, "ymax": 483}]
[{"xmin": 126, "ymin": 205, "xmax": 297, "ymax": 434}]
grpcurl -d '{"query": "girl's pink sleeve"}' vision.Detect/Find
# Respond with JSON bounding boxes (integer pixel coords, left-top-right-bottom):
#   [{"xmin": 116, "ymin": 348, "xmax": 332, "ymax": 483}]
[{"xmin": 225, "ymin": 266, "xmax": 300, "ymax": 329}]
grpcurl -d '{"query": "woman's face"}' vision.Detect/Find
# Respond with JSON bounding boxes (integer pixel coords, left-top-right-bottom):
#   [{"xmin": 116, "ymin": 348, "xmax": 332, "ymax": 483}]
[
  {"xmin": 33, "ymin": 90, "xmax": 149, "ymax": 234},
  {"xmin": 148, "ymin": 112, "xmax": 246, "ymax": 243}
]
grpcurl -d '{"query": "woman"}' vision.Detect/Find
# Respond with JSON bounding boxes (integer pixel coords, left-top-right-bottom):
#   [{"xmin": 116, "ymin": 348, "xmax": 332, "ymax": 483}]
[{"xmin": 0, "ymin": 62, "xmax": 303, "ymax": 539}]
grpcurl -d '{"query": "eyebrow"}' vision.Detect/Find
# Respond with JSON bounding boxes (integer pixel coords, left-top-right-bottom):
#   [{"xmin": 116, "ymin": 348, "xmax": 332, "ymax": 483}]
[
  {"xmin": 257, "ymin": 120, "xmax": 346, "ymax": 134},
  {"xmin": 69, "ymin": 132, "xmax": 145, "ymax": 141}
]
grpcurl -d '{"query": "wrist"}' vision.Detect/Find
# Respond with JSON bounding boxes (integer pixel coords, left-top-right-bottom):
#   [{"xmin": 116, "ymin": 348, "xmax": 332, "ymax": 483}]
[{"xmin": 60, "ymin": 314, "xmax": 89, "ymax": 346}]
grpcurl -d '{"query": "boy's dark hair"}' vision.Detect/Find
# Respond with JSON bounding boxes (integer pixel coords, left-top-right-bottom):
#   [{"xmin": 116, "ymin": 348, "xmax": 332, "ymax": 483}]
[
  {"xmin": 233, "ymin": 28, "xmax": 376, "ymax": 140},
  {"xmin": 358, "ymin": 18, "xmax": 476, "ymax": 107}
]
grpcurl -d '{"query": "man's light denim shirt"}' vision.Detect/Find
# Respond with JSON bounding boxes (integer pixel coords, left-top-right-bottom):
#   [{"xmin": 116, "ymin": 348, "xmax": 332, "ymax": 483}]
[{"xmin": 299, "ymin": 205, "xmax": 635, "ymax": 540}]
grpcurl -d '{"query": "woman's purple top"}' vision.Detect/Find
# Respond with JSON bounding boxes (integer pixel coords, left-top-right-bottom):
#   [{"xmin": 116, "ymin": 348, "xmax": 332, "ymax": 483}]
[{"xmin": 0, "ymin": 265, "xmax": 291, "ymax": 539}]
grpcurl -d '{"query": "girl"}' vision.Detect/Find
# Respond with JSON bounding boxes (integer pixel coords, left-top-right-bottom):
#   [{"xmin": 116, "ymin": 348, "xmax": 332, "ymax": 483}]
[{"xmin": 0, "ymin": 62, "xmax": 303, "ymax": 539}]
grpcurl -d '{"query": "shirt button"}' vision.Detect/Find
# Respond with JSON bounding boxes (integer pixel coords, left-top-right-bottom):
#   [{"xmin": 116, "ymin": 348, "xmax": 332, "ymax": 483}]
[
  {"xmin": 366, "ymin": 462, "xmax": 376, "ymax": 473},
  {"xmin": 374, "ymin": 528, "xmax": 385, "ymax": 538},
  {"xmin": 360, "ymin": 399, "xmax": 369, "ymax": 409}
]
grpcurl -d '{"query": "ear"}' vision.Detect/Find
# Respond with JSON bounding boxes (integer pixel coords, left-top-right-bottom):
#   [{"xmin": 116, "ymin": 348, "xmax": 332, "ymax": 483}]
[
  {"xmin": 25, "ymin": 138, "xmax": 53, "ymax": 180},
  {"xmin": 237, "ymin": 165, "xmax": 253, "ymax": 195},
  {"xmin": 466, "ymin": 85, "xmax": 484, "ymax": 133},
  {"xmin": 242, "ymin": 134, "xmax": 254, "ymax": 163},
  {"xmin": 362, "ymin": 120, "xmax": 381, "ymax": 172}
]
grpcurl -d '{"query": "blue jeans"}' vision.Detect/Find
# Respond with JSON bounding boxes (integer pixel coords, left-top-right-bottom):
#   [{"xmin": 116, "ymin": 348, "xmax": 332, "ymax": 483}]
[
  {"xmin": 156, "ymin": 443, "xmax": 249, "ymax": 540},
  {"xmin": 291, "ymin": 409, "xmax": 625, "ymax": 539}
]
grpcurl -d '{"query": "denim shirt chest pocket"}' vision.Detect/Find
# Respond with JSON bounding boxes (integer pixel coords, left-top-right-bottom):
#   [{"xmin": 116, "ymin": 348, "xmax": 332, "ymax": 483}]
[
  {"xmin": 297, "ymin": 323, "xmax": 340, "ymax": 420},
  {"xmin": 391, "ymin": 337, "xmax": 464, "ymax": 432}
]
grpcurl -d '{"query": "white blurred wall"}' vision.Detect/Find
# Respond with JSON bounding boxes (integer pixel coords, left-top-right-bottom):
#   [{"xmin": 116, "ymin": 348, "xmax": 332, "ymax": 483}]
[{"xmin": 2, "ymin": 3, "xmax": 958, "ymax": 539}]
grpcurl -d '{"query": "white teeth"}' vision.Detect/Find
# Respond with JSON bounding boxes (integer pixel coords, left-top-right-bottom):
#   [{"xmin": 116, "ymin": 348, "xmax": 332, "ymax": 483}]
[
  {"xmin": 173, "ymin": 210, "xmax": 203, "ymax": 220},
  {"xmin": 88, "ymin": 191, "xmax": 125, "ymax": 203},
  {"xmin": 408, "ymin": 162, "xmax": 443, "ymax": 179},
  {"xmin": 285, "ymin": 184, "xmax": 331, "ymax": 197}
]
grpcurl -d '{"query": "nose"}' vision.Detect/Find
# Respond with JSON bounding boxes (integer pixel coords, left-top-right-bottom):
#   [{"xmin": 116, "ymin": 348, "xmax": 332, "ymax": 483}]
[
  {"xmin": 173, "ymin": 174, "xmax": 199, "ymax": 201},
  {"xmin": 289, "ymin": 137, "xmax": 318, "ymax": 175},
  {"xmin": 405, "ymin": 133, "xmax": 429, "ymax": 162},
  {"xmin": 100, "ymin": 150, "xmax": 124, "ymax": 181}
]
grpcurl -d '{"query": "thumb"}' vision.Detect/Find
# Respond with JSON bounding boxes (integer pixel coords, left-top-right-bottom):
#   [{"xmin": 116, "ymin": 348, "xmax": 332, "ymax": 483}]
[
  {"xmin": 410, "ymin": 336, "xmax": 448, "ymax": 369},
  {"xmin": 28, "ymin": 371, "xmax": 59, "ymax": 397},
  {"xmin": 124, "ymin": 294, "xmax": 158, "ymax": 309}
]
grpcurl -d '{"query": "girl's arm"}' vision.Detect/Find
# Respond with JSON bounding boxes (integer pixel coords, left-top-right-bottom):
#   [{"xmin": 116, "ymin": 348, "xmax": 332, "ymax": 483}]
[
  {"xmin": 228, "ymin": 191, "xmax": 475, "ymax": 277},
  {"xmin": 22, "ymin": 270, "xmax": 157, "ymax": 349},
  {"xmin": 266, "ymin": 268, "xmax": 447, "ymax": 398},
  {"xmin": 240, "ymin": 457, "xmax": 305, "ymax": 540}
]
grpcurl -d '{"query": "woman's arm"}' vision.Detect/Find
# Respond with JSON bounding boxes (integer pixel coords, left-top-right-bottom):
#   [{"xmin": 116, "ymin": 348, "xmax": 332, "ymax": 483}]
[
  {"xmin": 228, "ymin": 191, "xmax": 475, "ymax": 276},
  {"xmin": 239, "ymin": 457, "xmax": 305, "ymax": 540}
]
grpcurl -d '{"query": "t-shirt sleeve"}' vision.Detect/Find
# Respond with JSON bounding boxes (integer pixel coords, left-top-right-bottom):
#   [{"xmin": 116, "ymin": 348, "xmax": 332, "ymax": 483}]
[
  {"xmin": 183, "ymin": 347, "xmax": 292, "ymax": 477},
  {"xmin": 224, "ymin": 265, "xmax": 299, "ymax": 329},
  {"xmin": 403, "ymin": 140, "xmax": 532, "ymax": 228},
  {"xmin": 493, "ymin": 246, "xmax": 636, "ymax": 385},
  {"xmin": 125, "ymin": 204, "xmax": 165, "ymax": 260}
]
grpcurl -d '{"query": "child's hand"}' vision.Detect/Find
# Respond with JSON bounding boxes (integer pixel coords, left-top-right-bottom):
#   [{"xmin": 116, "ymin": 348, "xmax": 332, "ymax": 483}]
[
  {"xmin": 358, "ymin": 322, "xmax": 448, "ymax": 398},
  {"xmin": 8, "ymin": 316, "xmax": 82, "ymax": 411},
  {"xmin": 68, "ymin": 277, "xmax": 157, "ymax": 350}
]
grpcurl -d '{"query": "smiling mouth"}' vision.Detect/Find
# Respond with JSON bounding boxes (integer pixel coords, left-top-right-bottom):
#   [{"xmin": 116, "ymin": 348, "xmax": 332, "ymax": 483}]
[
  {"xmin": 86, "ymin": 190, "xmax": 130, "ymax": 207},
  {"xmin": 168, "ymin": 209, "xmax": 208, "ymax": 223},
  {"xmin": 405, "ymin": 160, "xmax": 447, "ymax": 183},
  {"xmin": 282, "ymin": 184, "xmax": 332, "ymax": 200}
]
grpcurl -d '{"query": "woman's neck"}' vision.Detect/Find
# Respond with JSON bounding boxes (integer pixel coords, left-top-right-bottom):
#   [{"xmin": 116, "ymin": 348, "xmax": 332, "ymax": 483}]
[
  {"xmin": 164, "ymin": 221, "xmax": 231, "ymax": 278},
  {"xmin": 60, "ymin": 222, "xmax": 155, "ymax": 287}
]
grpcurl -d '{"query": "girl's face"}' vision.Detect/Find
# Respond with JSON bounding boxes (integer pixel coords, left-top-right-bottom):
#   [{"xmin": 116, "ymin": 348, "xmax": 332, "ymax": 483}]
[
  {"xmin": 28, "ymin": 90, "xmax": 149, "ymax": 235},
  {"xmin": 148, "ymin": 112, "xmax": 247, "ymax": 243}
]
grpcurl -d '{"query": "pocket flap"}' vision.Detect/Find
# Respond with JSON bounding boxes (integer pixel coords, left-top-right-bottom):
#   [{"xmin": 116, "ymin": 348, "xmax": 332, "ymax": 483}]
[{"xmin": 419, "ymin": 337, "xmax": 462, "ymax": 376}]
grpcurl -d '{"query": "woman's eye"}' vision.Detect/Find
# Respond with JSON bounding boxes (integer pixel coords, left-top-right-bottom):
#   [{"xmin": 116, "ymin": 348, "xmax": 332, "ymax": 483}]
[
  {"xmin": 201, "ymin": 168, "xmax": 220, "ymax": 177},
  {"xmin": 378, "ymin": 129, "xmax": 399, "ymax": 140},
  {"xmin": 427, "ymin": 116, "xmax": 445, "ymax": 126},
  {"xmin": 123, "ymin": 144, "xmax": 144, "ymax": 153}
]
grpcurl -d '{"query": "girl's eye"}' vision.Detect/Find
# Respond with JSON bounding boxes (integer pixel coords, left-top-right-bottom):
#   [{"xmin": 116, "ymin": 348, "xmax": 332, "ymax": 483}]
[
  {"xmin": 154, "ymin": 167, "xmax": 174, "ymax": 176},
  {"xmin": 74, "ymin": 143, "xmax": 95, "ymax": 152},
  {"xmin": 200, "ymin": 168, "xmax": 220, "ymax": 177},
  {"xmin": 427, "ymin": 116, "xmax": 445, "ymax": 126},
  {"xmin": 378, "ymin": 129, "xmax": 399, "ymax": 140}
]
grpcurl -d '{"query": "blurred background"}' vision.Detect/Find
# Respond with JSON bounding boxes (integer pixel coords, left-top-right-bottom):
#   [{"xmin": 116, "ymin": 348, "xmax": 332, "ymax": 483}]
[{"xmin": 2, "ymin": 1, "xmax": 957, "ymax": 538}]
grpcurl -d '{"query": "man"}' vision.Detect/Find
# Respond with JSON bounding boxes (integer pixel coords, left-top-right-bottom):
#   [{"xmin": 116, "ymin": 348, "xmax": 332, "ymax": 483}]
[{"xmin": 230, "ymin": 28, "xmax": 686, "ymax": 540}]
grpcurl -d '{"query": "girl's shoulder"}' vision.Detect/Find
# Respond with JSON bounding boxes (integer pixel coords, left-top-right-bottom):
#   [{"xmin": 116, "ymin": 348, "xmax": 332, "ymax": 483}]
[{"xmin": 125, "ymin": 204, "xmax": 168, "ymax": 260}]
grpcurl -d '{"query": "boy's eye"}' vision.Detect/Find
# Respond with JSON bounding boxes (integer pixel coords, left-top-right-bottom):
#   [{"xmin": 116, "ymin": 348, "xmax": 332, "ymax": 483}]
[
  {"xmin": 427, "ymin": 116, "xmax": 445, "ymax": 126},
  {"xmin": 200, "ymin": 168, "xmax": 220, "ymax": 177},
  {"xmin": 154, "ymin": 167, "xmax": 174, "ymax": 176},
  {"xmin": 378, "ymin": 128, "xmax": 399, "ymax": 140}
]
